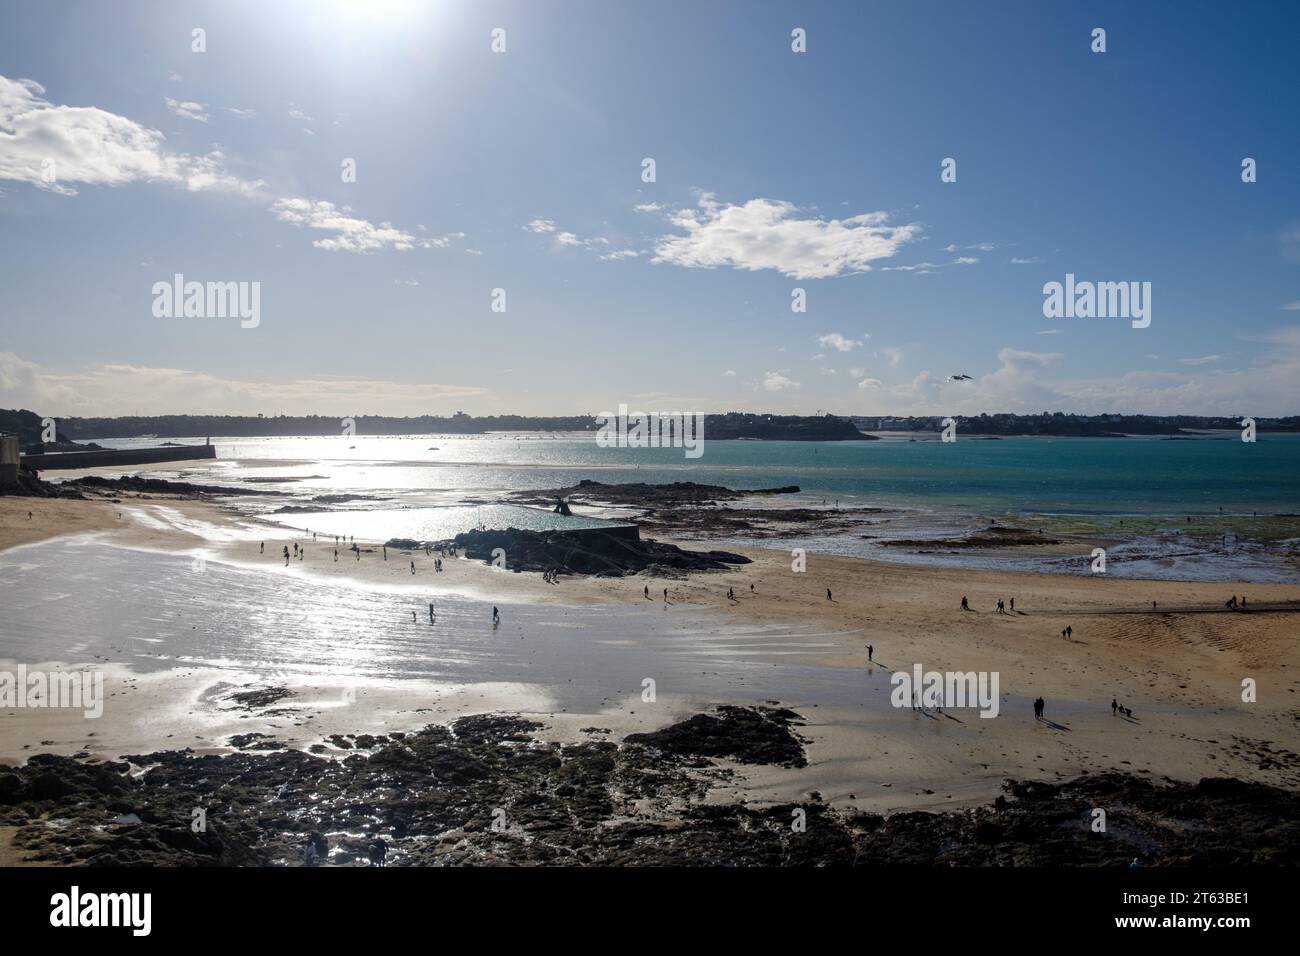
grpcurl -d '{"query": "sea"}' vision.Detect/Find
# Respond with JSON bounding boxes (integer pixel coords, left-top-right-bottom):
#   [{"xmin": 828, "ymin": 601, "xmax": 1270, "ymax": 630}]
[{"xmin": 67, "ymin": 432, "xmax": 1300, "ymax": 583}]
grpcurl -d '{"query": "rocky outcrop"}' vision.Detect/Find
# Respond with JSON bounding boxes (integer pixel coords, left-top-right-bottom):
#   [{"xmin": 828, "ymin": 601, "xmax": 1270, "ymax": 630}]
[
  {"xmin": 448, "ymin": 526, "xmax": 751, "ymax": 577},
  {"xmin": 2, "ymin": 708, "xmax": 1296, "ymax": 866}
]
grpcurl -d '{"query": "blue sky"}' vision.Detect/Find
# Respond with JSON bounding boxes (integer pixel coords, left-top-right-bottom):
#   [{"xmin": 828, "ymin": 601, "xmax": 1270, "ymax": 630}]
[{"xmin": 1, "ymin": 0, "xmax": 1298, "ymax": 417}]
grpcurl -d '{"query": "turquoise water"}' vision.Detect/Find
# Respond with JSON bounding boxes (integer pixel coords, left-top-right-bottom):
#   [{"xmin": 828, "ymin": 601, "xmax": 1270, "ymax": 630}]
[{"xmin": 90, "ymin": 433, "xmax": 1300, "ymax": 517}]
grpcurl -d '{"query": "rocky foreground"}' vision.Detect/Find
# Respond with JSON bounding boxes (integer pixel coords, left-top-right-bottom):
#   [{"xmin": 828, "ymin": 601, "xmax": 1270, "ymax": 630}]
[{"xmin": 2, "ymin": 706, "xmax": 1296, "ymax": 867}]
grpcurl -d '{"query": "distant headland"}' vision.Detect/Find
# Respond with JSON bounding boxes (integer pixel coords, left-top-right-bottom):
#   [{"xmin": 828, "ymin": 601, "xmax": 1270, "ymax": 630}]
[{"xmin": 3, "ymin": 408, "xmax": 1299, "ymax": 444}]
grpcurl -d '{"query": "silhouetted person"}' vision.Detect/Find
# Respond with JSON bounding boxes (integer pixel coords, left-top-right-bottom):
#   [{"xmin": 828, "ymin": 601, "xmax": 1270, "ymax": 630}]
[
  {"xmin": 429, "ymin": 603, "xmax": 435, "ymax": 623},
  {"xmin": 492, "ymin": 606, "xmax": 500, "ymax": 625},
  {"xmin": 1111, "ymin": 697, "xmax": 1118, "ymax": 715},
  {"xmin": 867, "ymin": 644, "xmax": 873, "ymax": 662},
  {"xmin": 960, "ymin": 596, "xmax": 969, "ymax": 611},
  {"xmin": 827, "ymin": 589, "xmax": 833, "ymax": 601}
]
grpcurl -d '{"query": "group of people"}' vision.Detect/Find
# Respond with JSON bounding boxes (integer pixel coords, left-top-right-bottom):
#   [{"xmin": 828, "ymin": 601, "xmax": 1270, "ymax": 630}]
[
  {"xmin": 1060, "ymin": 625, "xmax": 1073, "ymax": 640},
  {"xmin": 957, "ymin": 595, "xmax": 1019, "ymax": 613},
  {"xmin": 1224, "ymin": 594, "xmax": 1248, "ymax": 609},
  {"xmin": 1111, "ymin": 698, "xmax": 1134, "ymax": 718},
  {"xmin": 542, "ymin": 568, "xmax": 560, "ymax": 583},
  {"xmin": 1032, "ymin": 696, "xmax": 1047, "ymax": 719}
]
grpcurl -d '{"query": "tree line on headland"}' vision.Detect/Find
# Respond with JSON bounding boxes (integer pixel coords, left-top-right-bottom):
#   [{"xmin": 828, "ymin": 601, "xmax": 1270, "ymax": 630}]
[{"xmin": 3, "ymin": 408, "xmax": 1298, "ymax": 444}]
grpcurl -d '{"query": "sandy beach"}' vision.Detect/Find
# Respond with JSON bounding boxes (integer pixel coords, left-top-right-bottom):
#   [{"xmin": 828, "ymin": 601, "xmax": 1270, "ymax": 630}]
[{"xmin": 5, "ymin": 490, "xmax": 1298, "ymax": 832}]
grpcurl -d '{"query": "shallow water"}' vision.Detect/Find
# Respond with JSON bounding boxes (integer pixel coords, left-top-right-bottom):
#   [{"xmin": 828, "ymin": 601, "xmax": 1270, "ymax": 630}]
[
  {"xmin": 263, "ymin": 504, "xmax": 627, "ymax": 542},
  {"xmin": 0, "ymin": 540, "xmax": 886, "ymax": 714}
]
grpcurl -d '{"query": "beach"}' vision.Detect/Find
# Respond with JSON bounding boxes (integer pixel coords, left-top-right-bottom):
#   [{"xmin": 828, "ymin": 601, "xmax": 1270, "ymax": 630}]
[{"xmin": 4, "ymin": 475, "xmax": 1299, "ymax": 864}]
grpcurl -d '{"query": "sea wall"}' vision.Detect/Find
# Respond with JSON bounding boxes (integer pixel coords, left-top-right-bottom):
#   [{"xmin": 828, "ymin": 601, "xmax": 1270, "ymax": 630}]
[{"xmin": 20, "ymin": 444, "xmax": 217, "ymax": 471}]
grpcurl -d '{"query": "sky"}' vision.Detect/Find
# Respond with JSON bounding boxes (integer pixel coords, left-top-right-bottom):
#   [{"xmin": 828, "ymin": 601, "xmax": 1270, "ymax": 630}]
[{"xmin": 1, "ymin": 0, "xmax": 1299, "ymax": 418}]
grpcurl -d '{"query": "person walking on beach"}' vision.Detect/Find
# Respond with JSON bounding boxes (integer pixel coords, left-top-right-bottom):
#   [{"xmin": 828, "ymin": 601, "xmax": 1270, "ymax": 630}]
[
  {"xmin": 383, "ymin": 546, "xmax": 387, "ymax": 561},
  {"xmin": 492, "ymin": 606, "xmax": 500, "ymax": 626},
  {"xmin": 260, "ymin": 542, "xmax": 264, "ymax": 554},
  {"xmin": 411, "ymin": 610, "xmax": 416, "ymax": 623},
  {"xmin": 410, "ymin": 561, "xmax": 415, "ymax": 574},
  {"xmin": 429, "ymin": 603, "xmax": 435, "ymax": 624},
  {"xmin": 283, "ymin": 546, "xmax": 289, "ymax": 566},
  {"xmin": 960, "ymin": 595, "xmax": 969, "ymax": 611},
  {"xmin": 1065, "ymin": 625, "xmax": 1072, "ymax": 640},
  {"xmin": 1009, "ymin": 597, "xmax": 1014, "ymax": 613},
  {"xmin": 663, "ymin": 587, "xmax": 668, "ymax": 602},
  {"xmin": 644, "ymin": 585, "xmax": 649, "ymax": 599},
  {"xmin": 1111, "ymin": 697, "xmax": 1118, "ymax": 716},
  {"xmin": 827, "ymin": 588, "xmax": 833, "ymax": 602},
  {"xmin": 996, "ymin": 599, "xmax": 1004, "ymax": 614},
  {"xmin": 867, "ymin": 644, "xmax": 874, "ymax": 662}
]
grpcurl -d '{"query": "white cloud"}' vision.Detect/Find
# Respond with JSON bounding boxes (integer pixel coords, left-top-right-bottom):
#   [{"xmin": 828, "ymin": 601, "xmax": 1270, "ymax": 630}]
[
  {"xmin": 857, "ymin": 378, "xmax": 883, "ymax": 389},
  {"xmin": 1010, "ymin": 256, "xmax": 1042, "ymax": 265},
  {"xmin": 1282, "ymin": 300, "xmax": 1300, "ymax": 311},
  {"xmin": 722, "ymin": 369, "xmax": 736, "ymax": 376},
  {"xmin": 651, "ymin": 193, "xmax": 920, "ymax": 279},
  {"xmin": 0, "ymin": 75, "xmax": 262, "ymax": 197},
  {"xmin": 763, "ymin": 371, "xmax": 800, "ymax": 391},
  {"xmin": 818, "ymin": 333, "xmax": 862, "ymax": 352},
  {"xmin": 881, "ymin": 346, "xmax": 904, "ymax": 368},
  {"xmin": 634, "ymin": 202, "xmax": 662, "ymax": 212},
  {"xmin": 1178, "ymin": 354, "xmax": 1222, "ymax": 366},
  {"xmin": 880, "ymin": 261, "xmax": 938, "ymax": 273},
  {"xmin": 953, "ymin": 256, "xmax": 979, "ymax": 265},
  {"xmin": 271, "ymin": 198, "xmax": 455, "ymax": 253},
  {"xmin": 223, "ymin": 106, "xmax": 258, "ymax": 118},
  {"xmin": 167, "ymin": 72, "xmax": 183, "ymax": 83},
  {"xmin": 599, "ymin": 249, "xmax": 639, "ymax": 260},
  {"xmin": 164, "ymin": 97, "xmax": 208, "ymax": 123},
  {"xmin": 524, "ymin": 219, "xmax": 556, "ymax": 233},
  {"xmin": 287, "ymin": 107, "xmax": 313, "ymax": 122}
]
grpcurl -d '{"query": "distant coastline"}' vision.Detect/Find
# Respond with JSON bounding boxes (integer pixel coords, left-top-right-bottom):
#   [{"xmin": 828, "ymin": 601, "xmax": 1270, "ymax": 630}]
[{"xmin": 6, "ymin": 408, "xmax": 1300, "ymax": 444}]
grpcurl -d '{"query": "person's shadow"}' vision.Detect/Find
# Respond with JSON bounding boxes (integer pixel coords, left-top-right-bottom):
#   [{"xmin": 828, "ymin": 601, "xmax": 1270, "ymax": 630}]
[{"xmin": 1037, "ymin": 717, "xmax": 1072, "ymax": 731}]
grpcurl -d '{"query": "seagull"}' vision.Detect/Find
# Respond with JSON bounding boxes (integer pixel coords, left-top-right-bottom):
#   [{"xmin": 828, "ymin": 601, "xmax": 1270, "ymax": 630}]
[{"xmin": 947, "ymin": 373, "xmax": 973, "ymax": 381}]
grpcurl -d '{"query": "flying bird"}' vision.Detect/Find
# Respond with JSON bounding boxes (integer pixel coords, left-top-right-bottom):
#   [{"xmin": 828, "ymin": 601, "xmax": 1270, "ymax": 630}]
[{"xmin": 947, "ymin": 374, "xmax": 973, "ymax": 381}]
